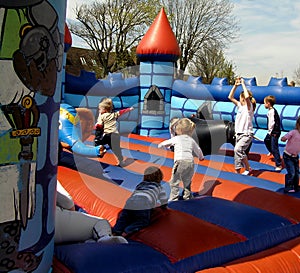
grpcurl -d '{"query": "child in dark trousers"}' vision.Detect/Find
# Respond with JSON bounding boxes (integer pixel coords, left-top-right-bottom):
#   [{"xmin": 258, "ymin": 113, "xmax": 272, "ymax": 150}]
[
  {"xmin": 94, "ymin": 97, "xmax": 133, "ymax": 166},
  {"xmin": 263, "ymin": 95, "xmax": 282, "ymax": 171},
  {"xmin": 112, "ymin": 166, "xmax": 168, "ymax": 236},
  {"xmin": 281, "ymin": 116, "xmax": 300, "ymax": 193}
]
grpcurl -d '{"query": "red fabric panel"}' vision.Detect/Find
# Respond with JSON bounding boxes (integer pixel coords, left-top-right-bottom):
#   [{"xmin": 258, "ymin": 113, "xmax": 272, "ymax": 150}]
[
  {"xmin": 129, "ymin": 208, "xmax": 244, "ymax": 263},
  {"xmin": 57, "ymin": 166, "xmax": 131, "ymax": 225},
  {"xmin": 136, "ymin": 8, "xmax": 180, "ymax": 56},
  {"xmin": 52, "ymin": 256, "xmax": 73, "ymax": 273}
]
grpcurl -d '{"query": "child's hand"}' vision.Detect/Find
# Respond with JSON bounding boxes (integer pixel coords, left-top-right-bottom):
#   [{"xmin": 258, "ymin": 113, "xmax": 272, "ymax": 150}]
[
  {"xmin": 95, "ymin": 123, "xmax": 103, "ymax": 130},
  {"xmin": 130, "ymin": 107, "xmax": 134, "ymax": 111},
  {"xmin": 235, "ymin": 78, "xmax": 241, "ymax": 86}
]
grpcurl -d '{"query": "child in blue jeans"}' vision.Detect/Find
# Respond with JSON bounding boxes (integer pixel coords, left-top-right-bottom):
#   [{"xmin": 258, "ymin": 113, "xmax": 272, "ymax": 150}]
[
  {"xmin": 281, "ymin": 116, "xmax": 300, "ymax": 193},
  {"xmin": 264, "ymin": 95, "xmax": 282, "ymax": 171}
]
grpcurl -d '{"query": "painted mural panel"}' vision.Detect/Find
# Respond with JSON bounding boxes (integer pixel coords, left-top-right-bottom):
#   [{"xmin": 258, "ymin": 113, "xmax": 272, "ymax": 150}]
[{"xmin": 0, "ymin": 1, "xmax": 66, "ymax": 272}]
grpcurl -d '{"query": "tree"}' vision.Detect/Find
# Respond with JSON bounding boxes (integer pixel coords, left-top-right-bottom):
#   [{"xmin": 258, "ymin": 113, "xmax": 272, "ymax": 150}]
[
  {"xmin": 161, "ymin": 0, "xmax": 239, "ymax": 78},
  {"xmin": 293, "ymin": 65, "xmax": 300, "ymax": 86},
  {"xmin": 188, "ymin": 43, "xmax": 236, "ymax": 84},
  {"xmin": 69, "ymin": 0, "xmax": 160, "ymax": 78}
]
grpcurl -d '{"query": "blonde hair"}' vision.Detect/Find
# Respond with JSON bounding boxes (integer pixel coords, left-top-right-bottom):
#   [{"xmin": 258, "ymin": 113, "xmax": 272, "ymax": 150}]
[
  {"xmin": 241, "ymin": 90, "xmax": 256, "ymax": 111},
  {"xmin": 99, "ymin": 97, "xmax": 113, "ymax": 112},
  {"xmin": 175, "ymin": 118, "xmax": 195, "ymax": 136}
]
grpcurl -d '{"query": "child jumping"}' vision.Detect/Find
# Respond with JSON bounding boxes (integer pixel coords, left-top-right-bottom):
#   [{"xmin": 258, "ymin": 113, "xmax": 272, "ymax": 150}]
[
  {"xmin": 94, "ymin": 97, "xmax": 133, "ymax": 166},
  {"xmin": 263, "ymin": 95, "xmax": 282, "ymax": 171},
  {"xmin": 158, "ymin": 118, "xmax": 204, "ymax": 201},
  {"xmin": 112, "ymin": 166, "xmax": 168, "ymax": 236},
  {"xmin": 281, "ymin": 116, "xmax": 300, "ymax": 193},
  {"xmin": 228, "ymin": 77, "xmax": 256, "ymax": 175}
]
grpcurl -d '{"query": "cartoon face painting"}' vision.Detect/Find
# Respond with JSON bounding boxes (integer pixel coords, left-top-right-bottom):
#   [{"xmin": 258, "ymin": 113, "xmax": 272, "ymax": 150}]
[{"xmin": 0, "ymin": 0, "xmax": 64, "ymax": 271}]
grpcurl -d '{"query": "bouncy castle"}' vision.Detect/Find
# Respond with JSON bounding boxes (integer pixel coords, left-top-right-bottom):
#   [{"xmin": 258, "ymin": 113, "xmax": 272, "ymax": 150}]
[
  {"xmin": 53, "ymin": 8, "xmax": 300, "ymax": 273},
  {"xmin": 1, "ymin": 2, "xmax": 300, "ymax": 272}
]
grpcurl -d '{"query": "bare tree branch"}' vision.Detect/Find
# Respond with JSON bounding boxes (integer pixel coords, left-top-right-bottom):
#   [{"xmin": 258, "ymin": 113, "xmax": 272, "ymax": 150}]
[
  {"xmin": 69, "ymin": 0, "xmax": 160, "ymax": 77},
  {"xmin": 161, "ymin": 0, "xmax": 239, "ymax": 77}
]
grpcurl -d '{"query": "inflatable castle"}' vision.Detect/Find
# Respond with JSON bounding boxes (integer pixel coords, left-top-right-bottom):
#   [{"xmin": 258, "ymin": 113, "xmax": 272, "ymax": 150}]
[
  {"xmin": 53, "ymin": 7, "xmax": 300, "ymax": 273},
  {"xmin": 1, "ymin": 2, "xmax": 300, "ymax": 272}
]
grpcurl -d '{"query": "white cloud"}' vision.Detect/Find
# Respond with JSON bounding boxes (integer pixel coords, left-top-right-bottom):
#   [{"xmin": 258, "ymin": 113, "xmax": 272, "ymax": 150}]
[
  {"xmin": 66, "ymin": 0, "xmax": 300, "ymax": 85},
  {"xmin": 226, "ymin": 0, "xmax": 300, "ymax": 85}
]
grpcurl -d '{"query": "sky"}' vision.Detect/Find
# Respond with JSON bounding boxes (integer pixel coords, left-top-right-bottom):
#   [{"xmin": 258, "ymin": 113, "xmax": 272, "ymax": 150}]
[{"xmin": 66, "ymin": 0, "xmax": 300, "ymax": 86}]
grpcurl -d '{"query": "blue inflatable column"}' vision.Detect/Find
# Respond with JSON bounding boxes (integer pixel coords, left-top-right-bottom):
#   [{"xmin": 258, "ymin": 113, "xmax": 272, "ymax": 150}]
[
  {"xmin": 136, "ymin": 8, "xmax": 180, "ymax": 136},
  {"xmin": 0, "ymin": 1, "xmax": 66, "ymax": 272}
]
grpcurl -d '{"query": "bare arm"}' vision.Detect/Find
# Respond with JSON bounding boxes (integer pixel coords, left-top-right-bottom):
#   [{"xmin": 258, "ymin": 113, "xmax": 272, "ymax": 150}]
[
  {"xmin": 240, "ymin": 78, "xmax": 252, "ymax": 111},
  {"xmin": 228, "ymin": 78, "xmax": 240, "ymax": 106}
]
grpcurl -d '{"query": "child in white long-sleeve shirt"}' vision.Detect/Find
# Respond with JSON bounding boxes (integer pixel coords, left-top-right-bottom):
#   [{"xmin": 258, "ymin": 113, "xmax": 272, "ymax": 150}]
[{"xmin": 158, "ymin": 118, "xmax": 204, "ymax": 201}]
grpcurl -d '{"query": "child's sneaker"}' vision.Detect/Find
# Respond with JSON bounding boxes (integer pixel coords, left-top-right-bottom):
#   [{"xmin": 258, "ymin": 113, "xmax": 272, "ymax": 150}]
[
  {"xmin": 241, "ymin": 168, "xmax": 252, "ymax": 176},
  {"xmin": 99, "ymin": 145, "xmax": 106, "ymax": 158},
  {"xmin": 98, "ymin": 235, "xmax": 128, "ymax": 244}
]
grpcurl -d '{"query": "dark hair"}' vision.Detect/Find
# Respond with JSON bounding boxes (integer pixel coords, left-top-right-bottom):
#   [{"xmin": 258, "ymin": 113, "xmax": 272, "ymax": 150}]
[{"xmin": 143, "ymin": 166, "xmax": 163, "ymax": 183}]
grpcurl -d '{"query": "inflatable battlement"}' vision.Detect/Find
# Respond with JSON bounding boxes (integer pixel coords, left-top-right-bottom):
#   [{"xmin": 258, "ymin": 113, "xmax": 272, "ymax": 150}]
[
  {"xmin": 172, "ymin": 76, "xmax": 299, "ymax": 105},
  {"xmin": 63, "ymin": 71, "xmax": 300, "ymax": 140}
]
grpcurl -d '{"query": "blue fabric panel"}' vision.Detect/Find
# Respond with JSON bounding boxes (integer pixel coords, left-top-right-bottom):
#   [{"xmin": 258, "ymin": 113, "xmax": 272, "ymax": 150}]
[
  {"xmin": 171, "ymin": 96, "xmax": 187, "ymax": 109},
  {"xmin": 184, "ymin": 99, "xmax": 206, "ymax": 111},
  {"xmin": 169, "ymin": 197, "xmax": 292, "ymax": 238},
  {"xmin": 54, "ymin": 241, "xmax": 175, "ymax": 273},
  {"xmin": 174, "ymin": 223, "xmax": 300, "ymax": 273},
  {"xmin": 211, "ymin": 77, "xmax": 228, "ymax": 85},
  {"xmin": 64, "ymin": 94, "xmax": 86, "ymax": 108},
  {"xmin": 172, "ymin": 79, "xmax": 300, "ymax": 105},
  {"xmin": 268, "ymin": 77, "xmax": 288, "ymax": 86}
]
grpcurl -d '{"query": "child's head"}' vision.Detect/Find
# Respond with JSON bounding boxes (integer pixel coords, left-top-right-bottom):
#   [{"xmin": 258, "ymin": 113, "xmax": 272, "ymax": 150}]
[
  {"xmin": 264, "ymin": 95, "xmax": 276, "ymax": 109},
  {"xmin": 76, "ymin": 108, "xmax": 95, "ymax": 142},
  {"xmin": 169, "ymin": 117, "xmax": 180, "ymax": 134},
  {"xmin": 143, "ymin": 166, "xmax": 163, "ymax": 183},
  {"xmin": 175, "ymin": 118, "xmax": 195, "ymax": 136},
  {"xmin": 99, "ymin": 97, "xmax": 113, "ymax": 113},
  {"xmin": 240, "ymin": 90, "xmax": 256, "ymax": 111},
  {"xmin": 170, "ymin": 117, "xmax": 180, "ymax": 128}
]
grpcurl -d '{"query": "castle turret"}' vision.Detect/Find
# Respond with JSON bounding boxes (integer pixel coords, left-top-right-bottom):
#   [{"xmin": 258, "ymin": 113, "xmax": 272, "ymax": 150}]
[{"xmin": 136, "ymin": 7, "xmax": 180, "ymax": 136}]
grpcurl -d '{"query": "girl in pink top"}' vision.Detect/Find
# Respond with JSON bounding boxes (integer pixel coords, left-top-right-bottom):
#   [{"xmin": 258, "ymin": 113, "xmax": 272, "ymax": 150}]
[{"xmin": 281, "ymin": 116, "xmax": 300, "ymax": 193}]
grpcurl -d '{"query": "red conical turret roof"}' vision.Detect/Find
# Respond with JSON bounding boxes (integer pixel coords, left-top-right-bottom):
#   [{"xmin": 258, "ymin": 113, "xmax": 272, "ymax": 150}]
[{"xmin": 136, "ymin": 8, "xmax": 180, "ymax": 62}]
